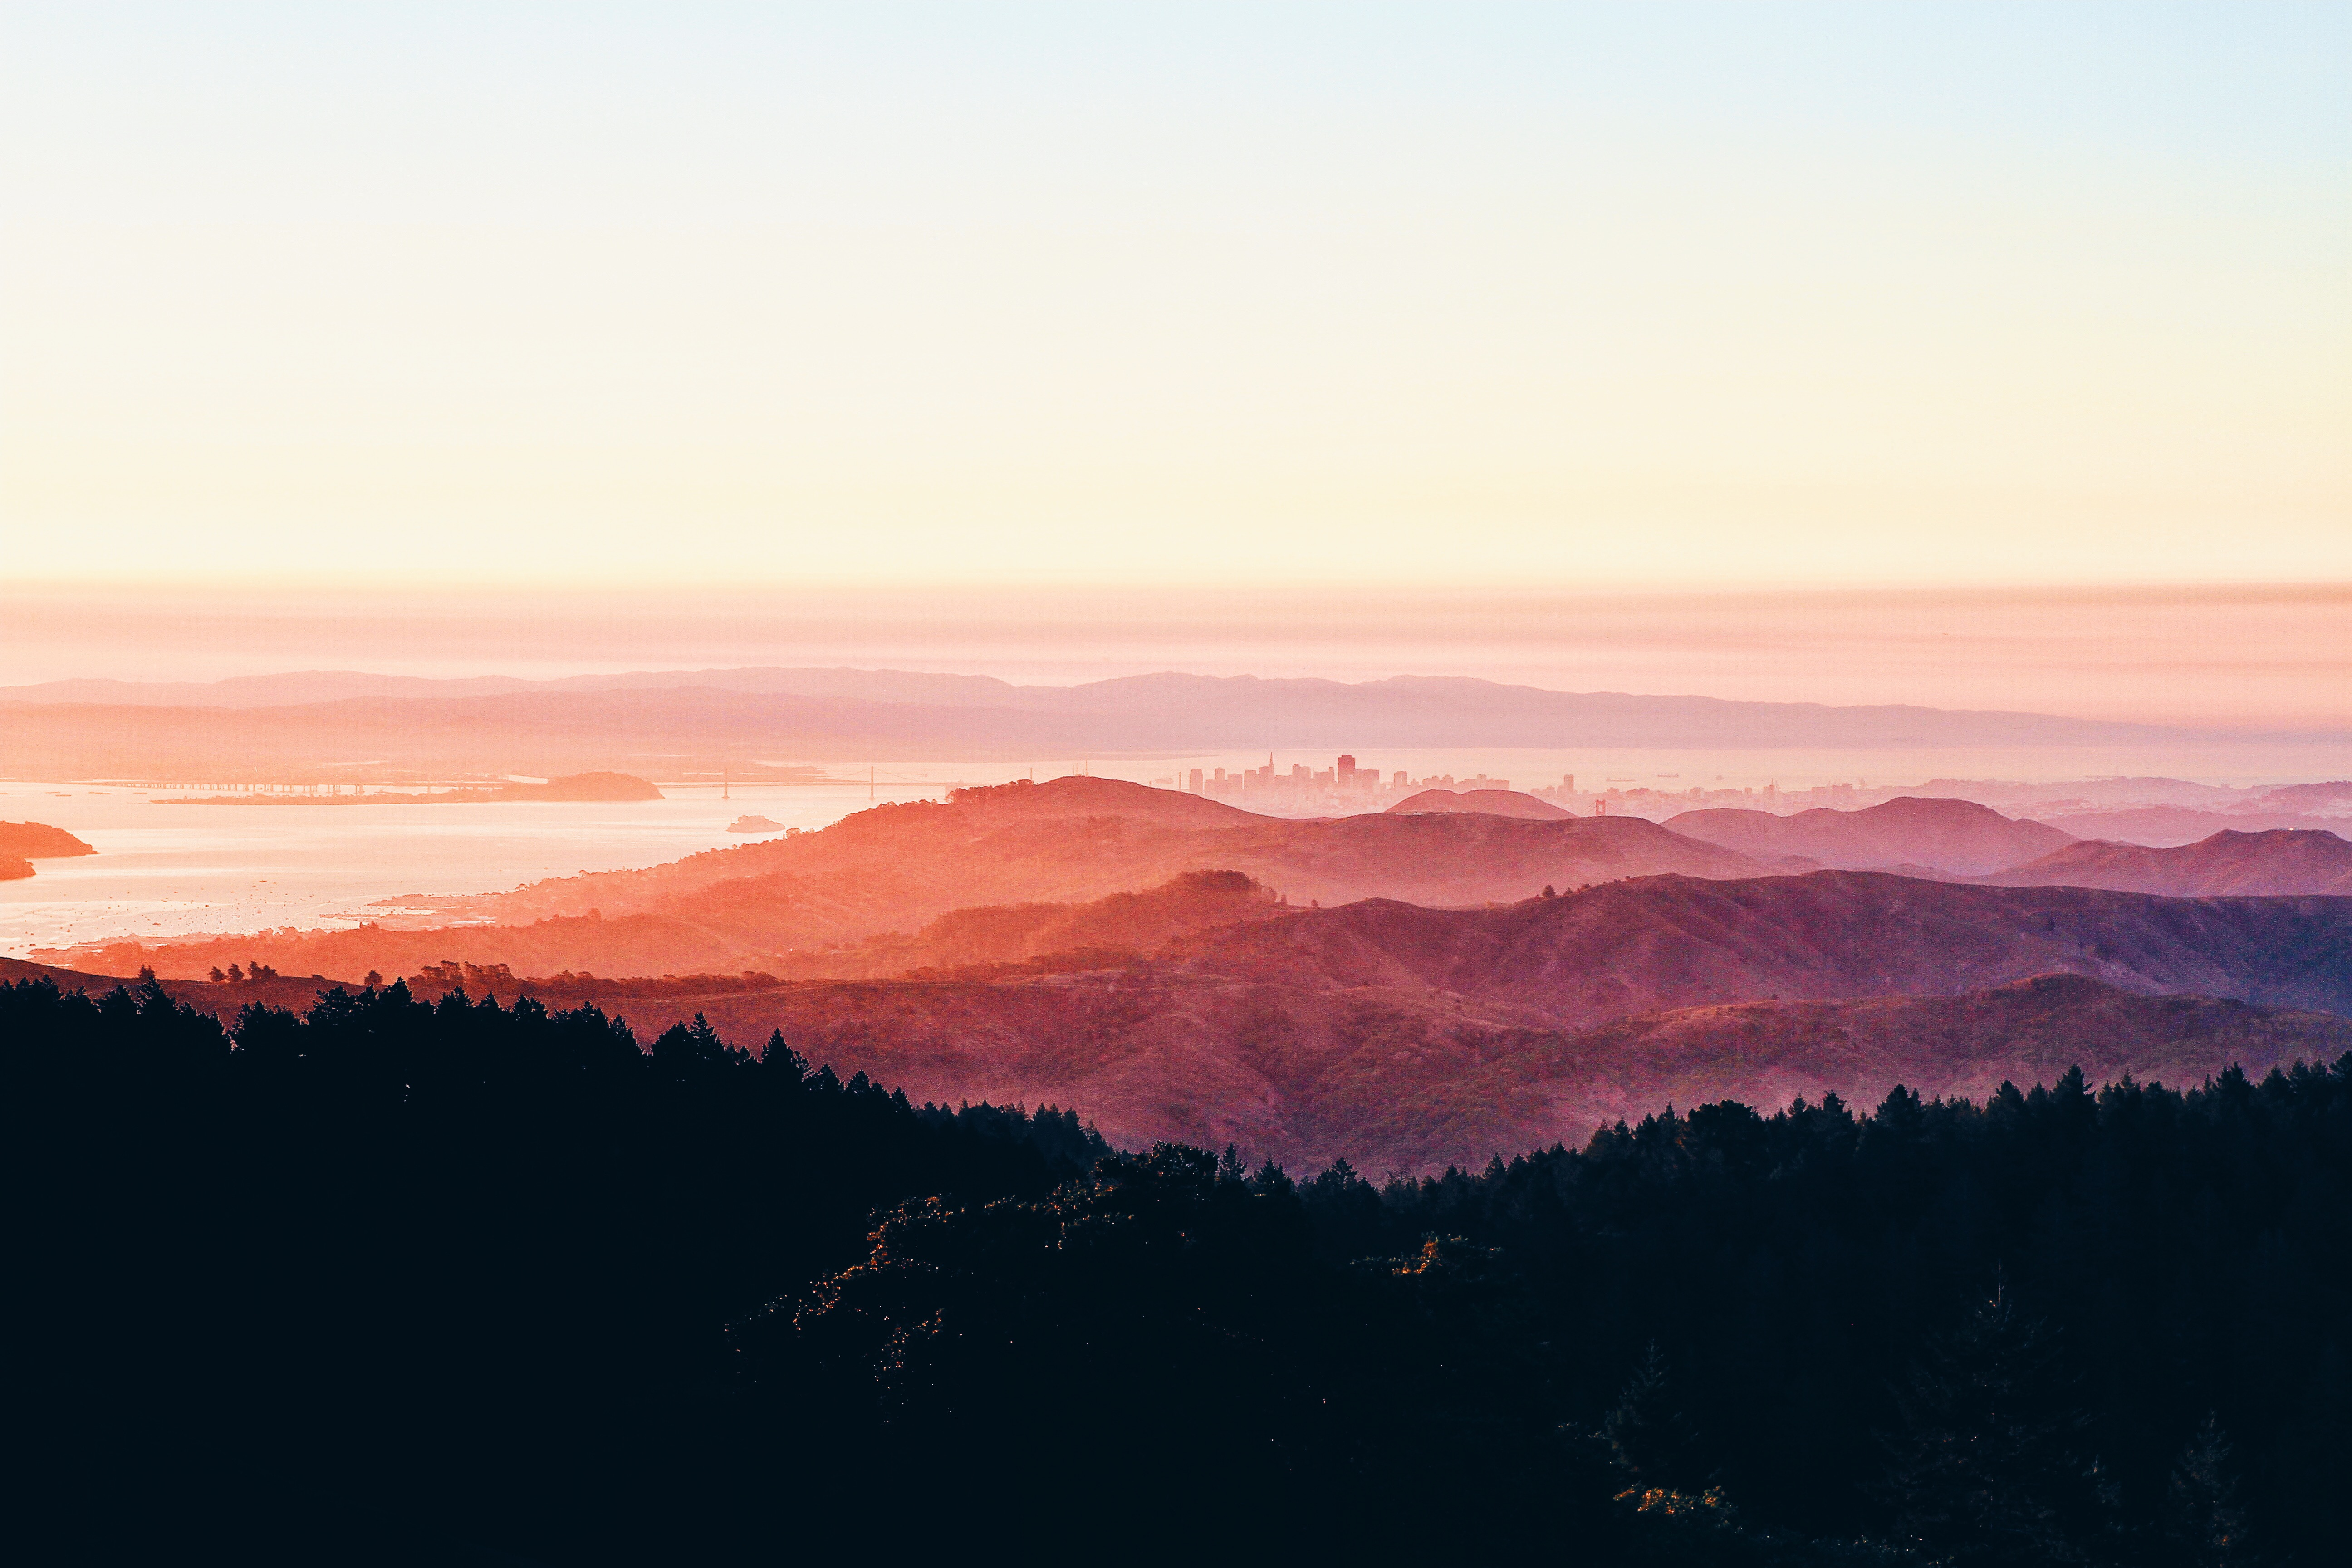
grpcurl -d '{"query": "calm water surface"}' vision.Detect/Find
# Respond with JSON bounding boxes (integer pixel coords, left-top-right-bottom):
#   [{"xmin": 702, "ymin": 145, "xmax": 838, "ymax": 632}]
[{"xmin": 0, "ymin": 779, "xmax": 970, "ymax": 956}]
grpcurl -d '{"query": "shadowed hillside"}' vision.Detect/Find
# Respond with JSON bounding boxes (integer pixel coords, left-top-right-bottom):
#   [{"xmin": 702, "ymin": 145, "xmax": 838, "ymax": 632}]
[
  {"xmin": 1666, "ymin": 796, "xmax": 2074, "ymax": 873},
  {"xmin": 1173, "ymin": 872, "xmax": 2352, "ymax": 1022},
  {"xmin": 770, "ymin": 869, "xmax": 1286, "ymax": 979},
  {"xmin": 365, "ymin": 959, "xmax": 2352, "ymax": 1173},
  {"xmin": 1977, "ymin": 827, "xmax": 2352, "ymax": 896}
]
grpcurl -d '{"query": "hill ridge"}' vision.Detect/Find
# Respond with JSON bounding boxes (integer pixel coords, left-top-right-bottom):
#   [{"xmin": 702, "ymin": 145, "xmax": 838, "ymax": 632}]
[
  {"xmin": 1976, "ymin": 826, "xmax": 2352, "ymax": 896},
  {"xmin": 1666, "ymin": 795, "xmax": 2074, "ymax": 874}
]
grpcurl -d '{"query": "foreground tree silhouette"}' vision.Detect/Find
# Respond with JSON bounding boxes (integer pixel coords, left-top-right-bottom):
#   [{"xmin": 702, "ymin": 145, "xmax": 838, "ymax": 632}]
[
  {"xmin": 10, "ymin": 973, "xmax": 2347, "ymax": 1561},
  {"xmin": 2163, "ymin": 1416, "xmax": 2255, "ymax": 1568},
  {"xmin": 1605, "ymin": 1342, "xmax": 1708, "ymax": 1491},
  {"xmin": 1883, "ymin": 1277, "xmax": 2101, "ymax": 1565}
]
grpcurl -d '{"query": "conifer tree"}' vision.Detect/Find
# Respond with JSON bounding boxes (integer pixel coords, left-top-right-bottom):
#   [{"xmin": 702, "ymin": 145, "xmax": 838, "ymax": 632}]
[
  {"xmin": 1603, "ymin": 1342, "xmax": 1705, "ymax": 1491},
  {"xmin": 1883, "ymin": 1276, "xmax": 2099, "ymax": 1564},
  {"xmin": 2164, "ymin": 1415, "xmax": 2255, "ymax": 1567}
]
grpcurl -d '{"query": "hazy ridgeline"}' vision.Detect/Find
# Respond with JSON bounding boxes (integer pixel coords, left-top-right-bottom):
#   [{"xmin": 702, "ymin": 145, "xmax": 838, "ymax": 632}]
[
  {"xmin": 13, "ymin": 975, "xmax": 2345, "ymax": 1563},
  {"xmin": 0, "ymin": 670, "xmax": 2252, "ymax": 782}
]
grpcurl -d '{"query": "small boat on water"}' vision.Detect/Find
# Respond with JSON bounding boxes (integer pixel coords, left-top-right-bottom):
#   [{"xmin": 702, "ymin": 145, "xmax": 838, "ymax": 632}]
[{"xmin": 726, "ymin": 813, "xmax": 784, "ymax": 833}]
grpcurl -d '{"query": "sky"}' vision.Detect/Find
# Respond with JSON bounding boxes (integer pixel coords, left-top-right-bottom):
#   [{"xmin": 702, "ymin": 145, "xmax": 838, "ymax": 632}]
[{"xmin": 2, "ymin": 3, "xmax": 2347, "ymax": 718}]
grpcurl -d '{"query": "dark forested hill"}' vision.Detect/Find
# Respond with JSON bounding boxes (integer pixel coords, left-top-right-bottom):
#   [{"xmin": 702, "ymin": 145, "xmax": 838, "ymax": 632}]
[{"xmin": 14, "ymin": 971, "xmax": 2349, "ymax": 1563}]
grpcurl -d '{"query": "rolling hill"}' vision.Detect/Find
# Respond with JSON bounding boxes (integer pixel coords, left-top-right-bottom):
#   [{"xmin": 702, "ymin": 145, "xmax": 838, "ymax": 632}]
[
  {"xmin": 769, "ymin": 870, "xmax": 1287, "ymax": 979},
  {"xmin": 1977, "ymin": 828, "xmax": 2352, "ymax": 897},
  {"xmin": 1665, "ymin": 796, "xmax": 2075, "ymax": 873},
  {"xmin": 2036, "ymin": 806, "xmax": 2350, "ymax": 847},
  {"xmin": 1385, "ymin": 788, "xmax": 1571, "ymax": 819}
]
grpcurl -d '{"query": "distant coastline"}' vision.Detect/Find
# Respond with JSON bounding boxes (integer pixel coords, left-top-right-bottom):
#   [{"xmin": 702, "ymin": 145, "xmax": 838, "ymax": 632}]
[{"xmin": 156, "ymin": 771, "xmax": 662, "ymax": 805}]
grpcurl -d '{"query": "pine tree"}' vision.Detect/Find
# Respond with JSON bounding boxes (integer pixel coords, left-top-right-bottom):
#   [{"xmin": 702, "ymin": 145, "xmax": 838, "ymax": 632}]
[
  {"xmin": 651, "ymin": 1012, "xmax": 747, "ymax": 1075},
  {"xmin": 1883, "ymin": 1276, "xmax": 2098, "ymax": 1565},
  {"xmin": 1603, "ymin": 1342, "xmax": 1705, "ymax": 1490},
  {"xmin": 2164, "ymin": 1415, "xmax": 2255, "ymax": 1567}
]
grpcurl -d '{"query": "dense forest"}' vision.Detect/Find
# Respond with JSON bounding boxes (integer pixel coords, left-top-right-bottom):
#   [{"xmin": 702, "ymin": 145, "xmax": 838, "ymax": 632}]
[{"xmin": 11, "ymin": 975, "xmax": 2345, "ymax": 1563}]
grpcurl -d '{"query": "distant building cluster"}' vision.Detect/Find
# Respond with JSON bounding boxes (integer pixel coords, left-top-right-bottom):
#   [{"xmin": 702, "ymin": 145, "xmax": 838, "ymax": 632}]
[
  {"xmin": 1142, "ymin": 756, "xmax": 1890, "ymax": 820},
  {"xmin": 1146, "ymin": 754, "xmax": 1525, "ymax": 816},
  {"xmin": 1545, "ymin": 779, "xmax": 1869, "ymax": 819}
]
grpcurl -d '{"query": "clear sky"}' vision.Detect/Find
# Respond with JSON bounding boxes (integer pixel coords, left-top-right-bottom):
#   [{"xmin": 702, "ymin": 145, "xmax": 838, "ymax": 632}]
[{"xmin": 5, "ymin": 2, "xmax": 2346, "ymax": 593}]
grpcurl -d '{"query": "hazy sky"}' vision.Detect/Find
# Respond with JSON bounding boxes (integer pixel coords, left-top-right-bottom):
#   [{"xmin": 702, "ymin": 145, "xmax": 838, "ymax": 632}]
[{"xmin": 5, "ymin": 2, "xmax": 2347, "ymax": 598}]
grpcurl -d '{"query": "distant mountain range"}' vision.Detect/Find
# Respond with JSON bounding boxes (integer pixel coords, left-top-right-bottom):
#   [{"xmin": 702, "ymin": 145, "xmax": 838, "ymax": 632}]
[
  {"xmin": 26, "ymin": 774, "xmax": 2352, "ymax": 1171},
  {"xmin": 4, "ymin": 666, "xmax": 2320, "ymax": 777},
  {"xmin": 44, "ymin": 779, "xmax": 2352, "ymax": 983}
]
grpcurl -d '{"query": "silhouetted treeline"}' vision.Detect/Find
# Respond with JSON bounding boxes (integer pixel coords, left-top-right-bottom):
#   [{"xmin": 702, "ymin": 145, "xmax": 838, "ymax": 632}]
[
  {"xmin": 8, "ymin": 978, "xmax": 1103, "ymax": 1563},
  {"xmin": 12, "ymin": 975, "xmax": 2347, "ymax": 1564},
  {"xmin": 1298, "ymin": 1065, "xmax": 2352, "ymax": 1563}
]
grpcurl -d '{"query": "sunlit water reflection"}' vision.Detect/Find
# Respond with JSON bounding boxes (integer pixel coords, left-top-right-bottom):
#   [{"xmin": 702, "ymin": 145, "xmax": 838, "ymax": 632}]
[{"xmin": 0, "ymin": 779, "xmax": 972, "ymax": 956}]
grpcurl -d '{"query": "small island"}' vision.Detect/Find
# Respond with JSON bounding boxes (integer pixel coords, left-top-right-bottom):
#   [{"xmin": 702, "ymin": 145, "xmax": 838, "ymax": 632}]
[
  {"xmin": 0, "ymin": 821, "xmax": 98, "ymax": 882},
  {"xmin": 0, "ymin": 821, "xmax": 98, "ymax": 858},
  {"xmin": 158, "ymin": 772, "xmax": 664, "ymax": 804},
  {"xmin": 726, "ymin": 813, "xmax": 784, "ymax": 833}
]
